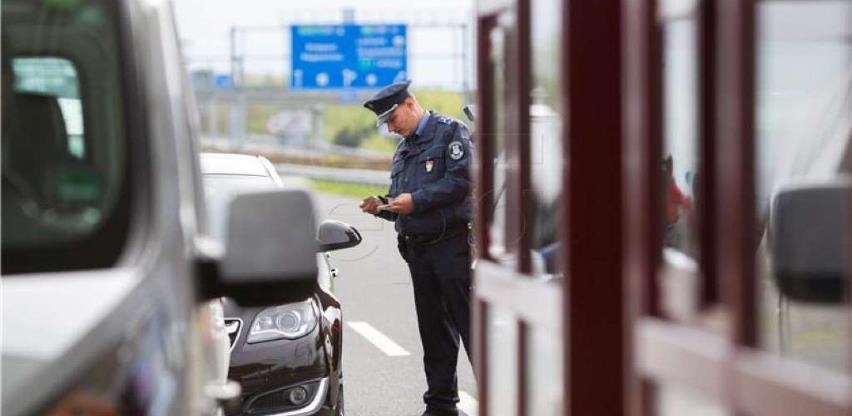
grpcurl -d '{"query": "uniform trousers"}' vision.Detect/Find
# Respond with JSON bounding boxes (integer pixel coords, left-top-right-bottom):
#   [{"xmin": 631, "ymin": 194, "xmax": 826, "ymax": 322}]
[{"xmin": 399, "ymin": 231, "xmax": 473, "ymax": 411}]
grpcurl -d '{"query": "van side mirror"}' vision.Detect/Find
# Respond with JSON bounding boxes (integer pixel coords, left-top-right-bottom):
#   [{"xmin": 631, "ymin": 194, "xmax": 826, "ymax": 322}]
[
  {"xmin": 318, "ymin": 220, "xmax": 362, "ymax": 252},
  {"xmin": 769, "ymin": 178, "xmax": 851, "ymax": 303},
  {"xmin": 197, "ymin": 189, "xmax": 319, "ymax": 306}
]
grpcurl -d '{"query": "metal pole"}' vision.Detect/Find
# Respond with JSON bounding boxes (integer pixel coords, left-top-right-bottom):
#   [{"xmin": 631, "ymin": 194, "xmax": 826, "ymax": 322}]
[
  {"xmin": 312, "ymin": 104, "xmax": 325, "ymax": 148},
  {"xmin": 207, "ymin": 96, "xmax": 217, "ymax": 140},
  {"xmin": 228, "ymin": 27, "xmax": 248, "ymax": 147},
  {"xmin": 230, "ymin": 27, "xmax": 238, "ymax": 87},
  {"xmin": 462, "ymin": 23, "xmax": 472, "ymax": 104},
  {"xmin": 342, "ymin": 8, "xmax": 355, "ymax": 23},
  {"xmin": 228, "ymin": 27, "xmax": 239, "ymax": 147},
  {"xmin": 284, "ymin": 24, "xmax": 289, "ymax": 90}
]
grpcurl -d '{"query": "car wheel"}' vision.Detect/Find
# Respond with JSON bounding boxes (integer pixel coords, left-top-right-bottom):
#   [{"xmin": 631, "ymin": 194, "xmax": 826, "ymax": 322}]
[{"xmin": 335, "ymin": 386, "xmax": 344, "ymax": 416}]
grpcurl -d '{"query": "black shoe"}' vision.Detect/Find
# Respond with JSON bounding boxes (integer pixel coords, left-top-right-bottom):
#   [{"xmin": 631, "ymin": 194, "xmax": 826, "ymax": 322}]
[{"xmin": 421, "ymin": 408, "xmax": 459, "ymax": 416}]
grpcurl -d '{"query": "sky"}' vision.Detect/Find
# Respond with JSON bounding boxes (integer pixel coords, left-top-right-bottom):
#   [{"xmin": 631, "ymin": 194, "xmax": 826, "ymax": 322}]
[{"xmin": 173, "ymin": 0, "xmax": 475, "ymax": 89}]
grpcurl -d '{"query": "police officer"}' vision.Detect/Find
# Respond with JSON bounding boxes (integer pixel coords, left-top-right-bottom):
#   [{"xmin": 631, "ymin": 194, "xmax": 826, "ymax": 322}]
[{"xmin": 359, "ymin": 81, "xmax": 473, "ymax": 416}]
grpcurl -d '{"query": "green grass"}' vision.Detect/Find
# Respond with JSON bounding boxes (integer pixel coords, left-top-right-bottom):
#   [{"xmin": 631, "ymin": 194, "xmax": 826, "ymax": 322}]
[
  {"xmin": 243, "ymin": 89, "xmax": 467, "ymax": 154},
  {"xmin": 310, "ymin": 179, "xmax": 388, "ymax": 200},
  {"xmin": 360, "ymin": 134, "xmax": 399, "ymax": 154}
]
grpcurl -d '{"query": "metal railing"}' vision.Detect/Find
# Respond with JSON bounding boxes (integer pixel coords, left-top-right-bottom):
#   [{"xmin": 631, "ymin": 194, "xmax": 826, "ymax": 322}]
[{"xmin": 275, "ymin": 163, "xmax": 390, "ymax": 187}]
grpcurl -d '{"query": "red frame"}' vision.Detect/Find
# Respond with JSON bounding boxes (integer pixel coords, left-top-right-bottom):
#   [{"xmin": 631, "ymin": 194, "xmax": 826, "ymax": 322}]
[
  {"xmin": 474, "ymin": 0, "xmax": 625, "ymax": 414},
  {"xmin": 560, "ymin": 0, "xmax": 625, "ymax": 414},
  {"xmin": 625, "ymin": 0, "xmax": 852, "ymax": 414}
]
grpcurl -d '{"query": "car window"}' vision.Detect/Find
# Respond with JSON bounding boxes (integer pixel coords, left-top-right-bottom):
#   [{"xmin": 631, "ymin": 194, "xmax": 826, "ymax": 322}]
[
  {"xmin": 2, "ymin": 0, "xmax": 130, "ymax": 274},
  {"xmin": 203, "ymin": 174, "xmax": 276, "ymax": 241}
]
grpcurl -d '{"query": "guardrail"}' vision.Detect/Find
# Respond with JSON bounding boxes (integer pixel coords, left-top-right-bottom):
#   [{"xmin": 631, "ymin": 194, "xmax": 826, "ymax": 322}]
[
  {"xmin": 276, "ymin": 163, "xmax": 391, "ymax": 187},
  {"xmin": 203, "ymin": 135, "xmax": 393, "ymax": 161},
  {"xmin": 201, "ymin": 138, "xmax": 393, "ymax": 170}
]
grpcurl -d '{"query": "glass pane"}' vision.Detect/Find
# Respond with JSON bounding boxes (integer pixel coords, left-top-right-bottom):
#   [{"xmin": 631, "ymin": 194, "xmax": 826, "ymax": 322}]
[
  {"xmin": 529, "ymin": 0, "xmax": 563, "ymax": 275},
  {"xmin": 755, "ymin": 0, "xmax": 852, "ymax": 373},
  {"xmin": 486, "ymin": 305, "xmax": 518, "ymax": 415},
  {"xmin": 5, "ymin": 58, "xmax": 99, "ymax": 239},
  {"xmin": 526, "ymin": 0, "xmax": 564, "ymax": 410},
  {"xmin": 662, "ymin": 13, "xmax": 699, "ymax": 257},
  {"xmin": 13, "ymin": 57, "xmax": 87, "ymax": 161},
  {"xmin": 526, "ymin": 326, "xmax": 563, "ymax": 416},
  {"xmin": 655, "ymin": 383, "xmax": 729, "ymax": 416},
  {"xmin": 2, "ymin": 0, "xmax": 129, "ymax": 273},
  {"xmin": 488, "ymin": 12, "xmax": 512, "ymax": 260},
  {"xmin": 659, "ymin": 1, "xmax": 702, "ymax": 320}
]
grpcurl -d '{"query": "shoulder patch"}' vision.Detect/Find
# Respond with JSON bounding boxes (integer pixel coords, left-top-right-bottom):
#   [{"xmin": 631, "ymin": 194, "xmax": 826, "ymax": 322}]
[
  {"xmin": 436, "ymin": 115, "xmax": 453, "ymax": 125},
  {"xmin": 448, "ymin": 141, "xmax": 464, "ymax": 160}
]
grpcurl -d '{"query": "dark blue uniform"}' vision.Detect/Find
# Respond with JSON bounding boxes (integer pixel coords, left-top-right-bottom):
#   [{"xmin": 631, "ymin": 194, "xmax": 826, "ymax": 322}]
[{"xmin": 375, "ymin": 111, "xmax": 474, "ymax": 414}]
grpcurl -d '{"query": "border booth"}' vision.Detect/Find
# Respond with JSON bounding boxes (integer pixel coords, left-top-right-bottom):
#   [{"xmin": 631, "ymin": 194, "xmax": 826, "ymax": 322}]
[{"xmin": 473, "ymin": 0, "xmax": 852, "ymax": 414}]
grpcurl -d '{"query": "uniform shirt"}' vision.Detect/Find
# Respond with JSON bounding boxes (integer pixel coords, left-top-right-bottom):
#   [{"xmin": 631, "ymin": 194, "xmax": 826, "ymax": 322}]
[
  {"xmin": 414, "ymin": 110, "xmax": 431, "ymax": 137},
  {"xmin": 376, "ymin": 110, "xmax": 473, "ymax": 236}
]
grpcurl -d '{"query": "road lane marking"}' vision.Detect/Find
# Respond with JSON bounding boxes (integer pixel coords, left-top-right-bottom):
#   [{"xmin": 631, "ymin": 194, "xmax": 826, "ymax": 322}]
[
  {"xmin": 347, "ymin": 321, "xmax": 410, "ymax": 357},
  {"xmin": 459, "ymin": 391, "xmax": 478, "ymax": 416}
]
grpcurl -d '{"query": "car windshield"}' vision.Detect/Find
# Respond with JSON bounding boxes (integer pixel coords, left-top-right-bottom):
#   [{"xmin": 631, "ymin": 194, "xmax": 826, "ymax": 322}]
[{"xmin": 203, "ymin": 174, "xmax": 276, "ymax": 241}]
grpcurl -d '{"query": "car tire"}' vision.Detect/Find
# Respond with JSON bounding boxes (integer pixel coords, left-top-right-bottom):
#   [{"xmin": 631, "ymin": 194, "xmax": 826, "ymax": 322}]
[{"xmin": 335, "ymin": 386, "xmax": 344, "ymax": 416}]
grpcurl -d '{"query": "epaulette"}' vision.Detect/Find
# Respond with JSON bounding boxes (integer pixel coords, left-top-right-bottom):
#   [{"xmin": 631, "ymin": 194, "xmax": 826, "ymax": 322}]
[{"xmin": 436, "ymin": 115, "xmax": 454, "ymax": 125}]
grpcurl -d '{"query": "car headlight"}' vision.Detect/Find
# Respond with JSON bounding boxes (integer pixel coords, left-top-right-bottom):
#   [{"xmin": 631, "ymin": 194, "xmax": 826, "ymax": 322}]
[{"xmin": 247, "ymin": 299, "xmax": 318, "ymax": 343}]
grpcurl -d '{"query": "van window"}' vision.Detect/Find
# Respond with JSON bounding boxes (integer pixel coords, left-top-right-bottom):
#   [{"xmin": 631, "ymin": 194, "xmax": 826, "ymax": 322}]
[
  {"xmin": 13, "ymin": 57, "xmax": 86, "ymax": 159},
  {"xmin": 2, "ymin": 0, "xmax": 131, "ymax": 273}
]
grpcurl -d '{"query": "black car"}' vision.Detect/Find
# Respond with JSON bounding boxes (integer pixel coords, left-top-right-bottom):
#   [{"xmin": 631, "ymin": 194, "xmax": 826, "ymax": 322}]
[{"xmin": 201, "ymin": 153, "xmax": 360, "ymax": 416}]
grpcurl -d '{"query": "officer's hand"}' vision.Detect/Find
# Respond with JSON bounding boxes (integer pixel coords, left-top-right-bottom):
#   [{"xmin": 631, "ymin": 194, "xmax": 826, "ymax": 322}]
[
  {"xmin": 360, "ymin": 196, "xmax": 382, "ymax": 214},
  {"xmin": 378, "ymin": 193, "xmax": 414, "ymax": 214}
]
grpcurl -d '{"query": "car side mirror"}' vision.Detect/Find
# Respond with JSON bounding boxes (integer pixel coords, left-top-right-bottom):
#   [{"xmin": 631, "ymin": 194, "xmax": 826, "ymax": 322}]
[
  {"xmin": 197, "ymin": 189, "xmax": 319, "ymax": 306},
  {"xmin": 318, "ymin": 219, "xmax": 362, "ymax": 252},
  {"xmin": 769, "ymin": 178, "xmax": 851, "ymax": 303}
]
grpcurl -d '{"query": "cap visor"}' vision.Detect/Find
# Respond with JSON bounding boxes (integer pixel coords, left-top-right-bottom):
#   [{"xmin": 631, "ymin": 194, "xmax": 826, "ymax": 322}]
[
  {"xmin": 375, "ymin": 104, "xmax": 398, "ymax": 127},
  {"xmin": 376, "ymin": 114, "xmax": 391, "ymax": 127}
]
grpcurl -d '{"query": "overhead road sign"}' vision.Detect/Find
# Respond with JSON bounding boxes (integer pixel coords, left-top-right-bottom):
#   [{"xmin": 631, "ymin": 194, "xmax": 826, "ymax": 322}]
[
  {"xmin": 290, "ymin": 24, "xmax": 408, "ymax": 90},
  {"xmin": 214, "ymin": 74, "xmax": 233, "ymax": 90}
]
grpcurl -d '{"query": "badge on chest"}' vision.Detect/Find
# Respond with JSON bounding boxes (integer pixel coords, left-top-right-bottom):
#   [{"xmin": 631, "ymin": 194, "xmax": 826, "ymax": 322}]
[{"xmin": 425, "ymin": 159, "xmax": 434, "ymax": 173}]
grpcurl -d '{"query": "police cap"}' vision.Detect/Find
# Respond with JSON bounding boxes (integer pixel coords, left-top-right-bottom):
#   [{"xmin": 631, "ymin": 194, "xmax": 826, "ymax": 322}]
[{"xmin": 363, "ymin": 80, "xmax": 412, "ymax": 126}]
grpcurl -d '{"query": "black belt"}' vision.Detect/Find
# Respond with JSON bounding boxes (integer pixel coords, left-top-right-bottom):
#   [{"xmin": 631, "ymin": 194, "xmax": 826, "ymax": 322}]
[{"xmin": 401, "ymin": 223, "xmax": 470, "ymax": 246}]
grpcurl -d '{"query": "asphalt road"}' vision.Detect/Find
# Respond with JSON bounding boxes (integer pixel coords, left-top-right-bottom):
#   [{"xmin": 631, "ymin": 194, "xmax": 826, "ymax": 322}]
[{"xmin": 314, "ymin": 191, "xmax": 478, "ymax": 416}]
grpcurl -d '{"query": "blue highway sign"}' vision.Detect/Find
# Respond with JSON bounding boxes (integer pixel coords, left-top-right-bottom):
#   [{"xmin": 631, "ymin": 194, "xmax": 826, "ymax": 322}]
[
  {"xmin": 214, "ymin": 74, "xmax": 233, "ymax": 90},
  {"xmin": 290, "ymin": 24, "xmax": 408, "ymax": 90}
]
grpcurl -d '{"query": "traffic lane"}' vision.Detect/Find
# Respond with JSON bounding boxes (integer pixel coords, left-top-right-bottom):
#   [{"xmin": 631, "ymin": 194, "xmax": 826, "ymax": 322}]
[{"xmin": 314, "ymin": 191, "xmax": 476, "ymax": 415}]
